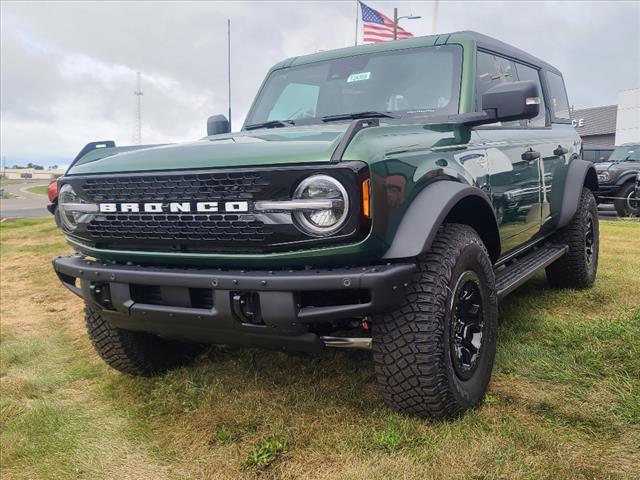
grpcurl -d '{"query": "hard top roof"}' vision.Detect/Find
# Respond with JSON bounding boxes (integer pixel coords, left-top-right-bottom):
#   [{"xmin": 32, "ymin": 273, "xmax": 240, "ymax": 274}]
[{"xmin": 273, "ymin": 31, "xmax": 561, "ymax": 75}]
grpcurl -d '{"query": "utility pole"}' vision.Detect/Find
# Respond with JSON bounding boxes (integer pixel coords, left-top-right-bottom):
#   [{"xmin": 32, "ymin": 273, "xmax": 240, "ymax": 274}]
[
  {"xmin": 227, "ymin": 19, "xmax": 232, "ymax": 132},
  {"xmin": 393, "ymin": 8, "xmax": 421, "ymax": 40},
  {"xmin": 133, "ymin": 71, "xmax": 143, "ymax": 144}
]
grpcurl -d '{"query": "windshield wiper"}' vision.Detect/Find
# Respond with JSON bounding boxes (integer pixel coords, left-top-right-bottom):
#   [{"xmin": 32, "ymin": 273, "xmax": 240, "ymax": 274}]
[
  {"xmin": 244, "ymin": 119, "xmax": 296, "ymax": 130},
  {"xmin": 321, "ymin": 111, "xmax": 398, "ymax": 122}
]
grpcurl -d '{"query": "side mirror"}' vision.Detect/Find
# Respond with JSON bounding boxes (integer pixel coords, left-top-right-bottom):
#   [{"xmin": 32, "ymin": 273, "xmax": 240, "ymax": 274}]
[
  {"xmin": 481, "ymin": 80, "xmax": 540, "ymax": 124},
  {"xmin": 207, "ymin": 114, "xmax": 230, "ymax": 136}
]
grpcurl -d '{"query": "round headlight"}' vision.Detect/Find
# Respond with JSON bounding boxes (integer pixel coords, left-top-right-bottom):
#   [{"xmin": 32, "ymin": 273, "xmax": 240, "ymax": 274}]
[
  {"xmin": 58, "ymin": 184, "xmax": 79, "ymax": 231},
  {"xmin": 57, "ymin": 184, "xmax": 92, "ymax": 232},
  {"xmin": 292, "ymin": 175, "xmax": 349, "ymax": 236}
]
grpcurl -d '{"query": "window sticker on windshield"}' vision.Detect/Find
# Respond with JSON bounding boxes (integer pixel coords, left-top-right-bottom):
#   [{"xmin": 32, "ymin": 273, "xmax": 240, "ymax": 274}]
[{"xmin": 347, "ymin": 72, "xmax": 371, "ymax": 83}]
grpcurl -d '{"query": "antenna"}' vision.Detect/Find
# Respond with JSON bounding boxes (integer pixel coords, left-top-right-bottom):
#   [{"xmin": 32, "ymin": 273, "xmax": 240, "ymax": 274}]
[{"xmin": 133, "ymin": 72, "xmax": 143, "ymax": 144}]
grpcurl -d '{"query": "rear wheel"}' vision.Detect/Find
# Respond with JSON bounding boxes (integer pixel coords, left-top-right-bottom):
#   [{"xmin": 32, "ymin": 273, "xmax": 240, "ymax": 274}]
[
  {"xmin": 85, "ymin": 306, "xmax": 205, "ymax": 376},
  {"xmin": 372, "ymin": 224, "xmax": 498, "ymax": 419},
  {"xmin": 614, "ymin": 182, "xmax": 639, "ymax": 217},
  {"xmin": 546, "ymin": 188, "xmax": 599, "ymax": 289}
]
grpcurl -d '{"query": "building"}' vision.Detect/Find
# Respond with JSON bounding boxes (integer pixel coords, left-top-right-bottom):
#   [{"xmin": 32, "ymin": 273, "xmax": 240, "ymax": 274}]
[
  {"xmin": 615, "ymin": 88, "xmax": 640, "ymax": 145},
  {"xmin": 571, "ymin": 88, "xmax": 640, "ymax": 147},
  {"xmin": 571, "ymin": 104, "xmax": 617, "ymax": 146},
  {"xmin": 0, "ymin": 168, "xmax": 65, "ymax": 181}
]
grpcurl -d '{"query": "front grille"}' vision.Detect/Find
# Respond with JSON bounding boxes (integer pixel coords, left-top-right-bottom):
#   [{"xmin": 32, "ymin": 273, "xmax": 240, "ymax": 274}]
[
  {"xmin": 83, "ymin": 171, "xmax": 269, "ymax": 202},
  {"xmin": 65, "ymin": 164, "xmax": 368, "ymax": 254},
  {"xmin": 86, "ymin": 213, "xmax": 271, "ymax": 242}
]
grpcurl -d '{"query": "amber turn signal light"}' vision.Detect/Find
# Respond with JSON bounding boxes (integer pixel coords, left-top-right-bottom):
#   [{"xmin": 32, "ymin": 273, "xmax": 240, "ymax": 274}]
[{"xmin": 362, "ymin": 178, "xmax": 371, "ymax": 218}]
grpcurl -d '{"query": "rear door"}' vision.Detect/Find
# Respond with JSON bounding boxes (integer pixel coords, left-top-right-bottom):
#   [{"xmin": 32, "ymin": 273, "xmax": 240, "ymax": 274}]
[{"xmin": 474, "ymin": 51, "xmax": 543, "ymax": 253}]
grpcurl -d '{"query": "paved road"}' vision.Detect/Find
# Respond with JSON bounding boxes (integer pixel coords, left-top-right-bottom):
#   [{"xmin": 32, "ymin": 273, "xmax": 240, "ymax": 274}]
[{"xmin": 0, "ymin": 181, "xmax": 50, "ymax": 218}]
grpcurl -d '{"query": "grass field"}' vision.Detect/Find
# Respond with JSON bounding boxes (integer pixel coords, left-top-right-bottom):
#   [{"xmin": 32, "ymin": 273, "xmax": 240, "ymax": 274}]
[
  {"xmin": 24, "ymin": 185, "xmax": 49, "ymax": 196},
  {"xmin": 1, "ymin": 218, "xmax": 638, "ymax": 480}
]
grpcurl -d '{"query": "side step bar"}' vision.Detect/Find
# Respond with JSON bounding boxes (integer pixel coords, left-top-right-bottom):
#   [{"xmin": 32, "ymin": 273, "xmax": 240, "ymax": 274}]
[{"xmin": 495, "ymin": 243, "xmax": 568, "ymax": 299}]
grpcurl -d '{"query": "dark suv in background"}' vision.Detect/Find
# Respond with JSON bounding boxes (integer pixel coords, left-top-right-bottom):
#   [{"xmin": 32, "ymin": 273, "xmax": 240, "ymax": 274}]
[
  {"xmin": 582, "ymin": 143, "xmax": 614, "ymax": 163},
  {"xmin": 595, "ymin": 143, "xmax": 640, "ymax": 217}
]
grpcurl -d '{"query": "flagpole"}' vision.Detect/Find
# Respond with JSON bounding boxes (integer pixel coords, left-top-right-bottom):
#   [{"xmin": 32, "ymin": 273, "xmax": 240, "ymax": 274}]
[
  {"xmin": 354, "ymin": 1, "xmax": 359, "ymax": 45},
  {"xmin": 227, "ymin": 18, "xmax": 232, "ymax": 132},
  {"xmin": 432, "ymin": 0, "xmax": 439, "ymax": 34},
  {"xmin": 393, "ymin": 8, "xmax": 398, "ymax": 40}
]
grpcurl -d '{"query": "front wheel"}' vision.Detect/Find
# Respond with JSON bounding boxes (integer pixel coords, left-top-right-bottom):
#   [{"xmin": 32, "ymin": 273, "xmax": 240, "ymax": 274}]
[
  {"xmin": 372, "ymin": 224, "xmax": 498, "ymax": 419},
  {"xmin": 614, "ymin": 182, "xmax": 640, "ymax": 217},
  {"xmin": 85, "ymin": 306, "xmax": 205, "ymax": 376}
]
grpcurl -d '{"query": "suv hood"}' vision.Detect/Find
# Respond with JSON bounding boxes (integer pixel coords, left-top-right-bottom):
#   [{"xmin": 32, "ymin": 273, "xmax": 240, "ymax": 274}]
[
  {"xmin": 595, "ymin": 162, "xmax": 615, "ymax": 172},
  {"xmin": 66, "ymin": 124, "xmax": 352, "ymax": 175},
  {"xmin": 66, "ymin": 121, "xmax": 470, "ymax": 175}
]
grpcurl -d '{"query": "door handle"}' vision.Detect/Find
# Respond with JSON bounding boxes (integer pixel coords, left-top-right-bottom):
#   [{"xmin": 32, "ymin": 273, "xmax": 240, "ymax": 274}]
[
  {"xmin": 553, "ymin": 145, "xmax": 568, "ymax": 156},
  {"xmin": 521, "ymin": 149, "xmax": 541, "ymax": 162}
]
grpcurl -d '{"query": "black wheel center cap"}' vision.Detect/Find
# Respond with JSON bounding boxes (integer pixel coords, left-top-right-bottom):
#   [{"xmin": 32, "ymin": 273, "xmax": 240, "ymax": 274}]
[{"xmin": 449, "ymin": 271, "xmax": 485, "ymax": 381}]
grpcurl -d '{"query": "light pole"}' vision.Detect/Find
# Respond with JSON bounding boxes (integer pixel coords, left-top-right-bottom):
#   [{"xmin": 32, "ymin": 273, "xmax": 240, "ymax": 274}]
[{"xmin": 392, "ymin": 8, "xmax": 422, "ymax": 40}]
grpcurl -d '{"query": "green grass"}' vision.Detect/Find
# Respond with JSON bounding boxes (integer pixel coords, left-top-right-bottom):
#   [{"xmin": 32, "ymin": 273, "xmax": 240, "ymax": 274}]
[
  {"xmin": 1, "ymin": 191, "xmax": 17, "ymax": 199},
  {"xmin": 24, "ymin": 185, "xmax": 49, "ymax": 195},
  {"xmin": 1, "ymin": 217, "xmax": 639, "ymax": 479}
]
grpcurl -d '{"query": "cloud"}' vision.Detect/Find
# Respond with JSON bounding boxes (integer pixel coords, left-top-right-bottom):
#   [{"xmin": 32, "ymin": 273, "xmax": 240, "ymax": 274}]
[{"xmin": 1, "ymin": 1, "xmax": 638, "ymax": 166}]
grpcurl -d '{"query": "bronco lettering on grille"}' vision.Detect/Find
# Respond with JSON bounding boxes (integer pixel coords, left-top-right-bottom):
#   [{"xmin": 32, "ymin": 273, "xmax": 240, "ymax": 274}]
[{"xmin": 98, "ymin": 201, "xmax": 249, "ymax": 213}]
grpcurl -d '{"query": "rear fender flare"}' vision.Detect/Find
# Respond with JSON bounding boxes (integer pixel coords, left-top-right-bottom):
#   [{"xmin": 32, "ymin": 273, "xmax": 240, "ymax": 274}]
[
  {"xmin": 557, "ymin": 159, "xmax": 598, "ymax": 229},
  {"xmin": 382, "ymin": 181, "xmax": 501, "ymax": 262}
]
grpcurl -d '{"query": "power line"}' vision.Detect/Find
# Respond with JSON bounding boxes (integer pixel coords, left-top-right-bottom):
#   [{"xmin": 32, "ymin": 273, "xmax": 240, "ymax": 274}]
[{"xmin": 133, "ymin": 71, "xmax": 143, "ymax": 144}]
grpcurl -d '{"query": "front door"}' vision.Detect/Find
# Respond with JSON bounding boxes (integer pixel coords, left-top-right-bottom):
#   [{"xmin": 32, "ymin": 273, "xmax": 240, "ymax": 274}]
[{"xmin": 478, "ymin": 131, "xmax": 542, "ymax": 253}]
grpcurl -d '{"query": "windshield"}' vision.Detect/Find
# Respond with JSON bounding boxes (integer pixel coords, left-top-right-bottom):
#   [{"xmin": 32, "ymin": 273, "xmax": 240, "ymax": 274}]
[
  {"xmin": 245, "ymin": 45, "xmax": 462, "ymax": 128},
  {"xmin": 609, "ymin": 145, "xmax": 640, "ymax": 162}
]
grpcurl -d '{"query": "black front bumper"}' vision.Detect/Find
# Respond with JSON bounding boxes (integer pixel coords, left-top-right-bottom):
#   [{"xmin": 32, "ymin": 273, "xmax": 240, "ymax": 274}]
[
  {"xmin": 53, "ymin": 254, "xmax": 415, "ymax": 352},
  {"xmin": 595, "ymin": 184, "xmax": 619, "ymax": 201}
]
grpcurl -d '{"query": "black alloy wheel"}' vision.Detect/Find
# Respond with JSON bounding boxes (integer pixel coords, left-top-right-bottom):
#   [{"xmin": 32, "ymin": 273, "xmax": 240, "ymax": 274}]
[{"xmin": 449, "ymin": 271, "xmax": 485, "ymax": 381}]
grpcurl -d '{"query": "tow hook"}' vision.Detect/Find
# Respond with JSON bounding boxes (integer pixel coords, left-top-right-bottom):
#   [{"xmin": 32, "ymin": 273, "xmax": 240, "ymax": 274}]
[{"xmin": 231, "ymin": 292, "xmax": 264, "ymax": 325}]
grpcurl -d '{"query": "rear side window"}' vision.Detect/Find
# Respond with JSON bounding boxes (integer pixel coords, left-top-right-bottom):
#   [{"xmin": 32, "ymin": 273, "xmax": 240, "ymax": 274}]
[
  {"xmin": 546, "ymin": 71, "xmax": 571, "ymax": 121},
  {"xmin": 515, "ymin": 63, "xmax": 546, "ymax": 127}
]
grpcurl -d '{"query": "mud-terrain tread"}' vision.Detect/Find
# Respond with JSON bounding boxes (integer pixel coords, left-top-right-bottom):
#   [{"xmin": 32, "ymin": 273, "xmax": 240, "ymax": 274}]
[
  {"xmin": 85, "ymin": 306, "xmax": 204, "ymax": 376},
  {"xmin": 546, "ymin": 188, "xmax": 598, "ymax": 289},
  {"xmin": 372, "ymin": 224, "xmax": 497, "ymax": 419}
]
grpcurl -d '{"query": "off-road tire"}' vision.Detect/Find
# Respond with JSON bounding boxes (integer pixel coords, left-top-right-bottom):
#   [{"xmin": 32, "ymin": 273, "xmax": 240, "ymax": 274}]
[
  {"xmin": 613, "ymin": 182, "xmax": 639, "ymax": 217},
  {"xmin": 85, "ymin": 306, "xmax": 205, "ymax": 376},
  {"xmin": 546, "ymin": 188, "xmax": 599, "ymax": 289},
  {"xmin": 372, "ymin": 224, "xmax": 498, "ymax": 419}
]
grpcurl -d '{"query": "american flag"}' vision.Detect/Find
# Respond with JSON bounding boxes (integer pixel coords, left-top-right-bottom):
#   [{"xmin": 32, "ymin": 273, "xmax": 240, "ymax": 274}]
[{"xmin": 359, "ymin": 1, "xmax": 414, "ymax": 43}]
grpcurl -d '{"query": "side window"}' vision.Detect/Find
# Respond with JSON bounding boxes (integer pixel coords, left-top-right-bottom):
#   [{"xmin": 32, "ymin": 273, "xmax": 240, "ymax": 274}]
[
  {"xmin": 476, "ymin": 51, "xmax": 516, "ymax": 100},
  {"xmin": 515, "ymin": 63, "xmax": 546, "ymax": 127},
  {"xmin": 583, "ymin": 150, "xmax": 595, "ymax": 162},
  {"xmin": 546, "ymin": 71, "xmax": 571, "ymax": 121},
  {"xmin": 267, "ymin": 83, "xmax": 319, "ymax": 121},
  {"xmin": 476, "ymin": 51, "xmax": 519, "ymax": 126}
]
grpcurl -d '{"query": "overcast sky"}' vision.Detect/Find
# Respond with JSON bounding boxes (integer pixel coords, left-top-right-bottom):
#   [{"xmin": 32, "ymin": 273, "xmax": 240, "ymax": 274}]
[{"xmin": 1, "ymin": 0, "xmax": 639, "ymax": 168}]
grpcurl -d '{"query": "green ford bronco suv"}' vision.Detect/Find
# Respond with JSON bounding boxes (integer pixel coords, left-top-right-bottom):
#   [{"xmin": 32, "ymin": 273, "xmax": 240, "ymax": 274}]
[{"xmin": 53, "ymin": 31, "xmax": 599, "ymax": 419}]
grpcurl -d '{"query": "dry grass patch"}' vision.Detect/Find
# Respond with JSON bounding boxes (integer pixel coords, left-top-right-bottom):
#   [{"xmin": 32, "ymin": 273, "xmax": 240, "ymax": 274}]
[{"xmin": 1, "ymin": 217, "xmax": 639, "ymax": 479}]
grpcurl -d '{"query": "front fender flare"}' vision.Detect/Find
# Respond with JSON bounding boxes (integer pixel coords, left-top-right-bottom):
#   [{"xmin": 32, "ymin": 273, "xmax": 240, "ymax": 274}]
[{"xmin": 382, "ymin": 181, "xmax": 500, "ymax": 262}]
